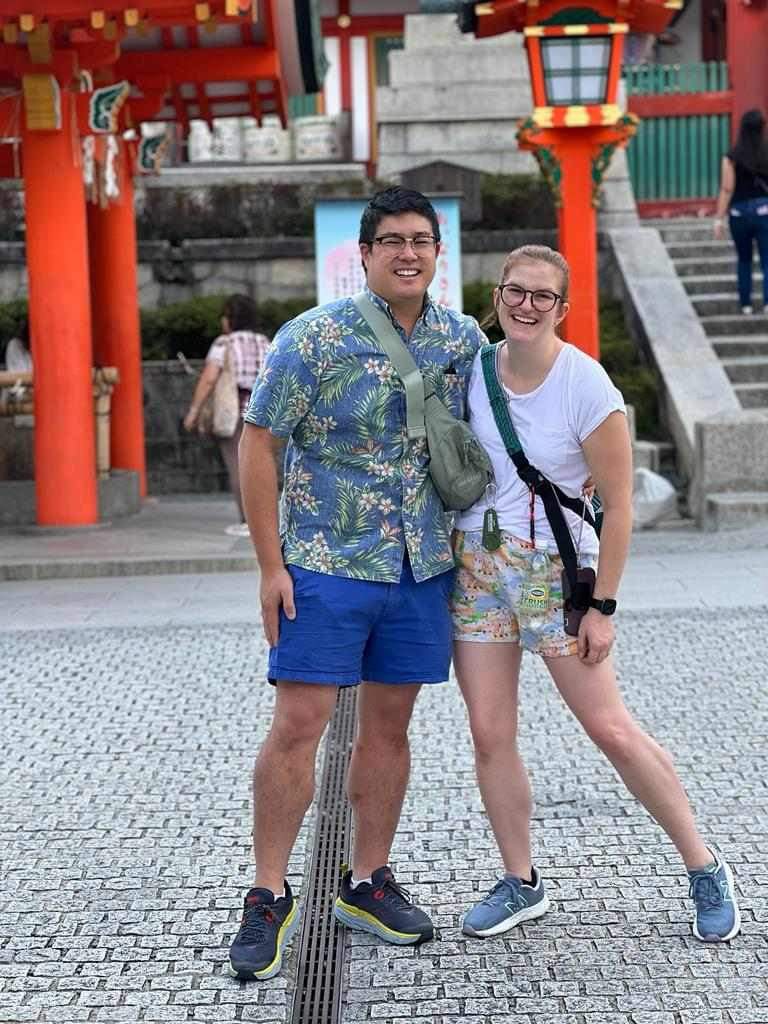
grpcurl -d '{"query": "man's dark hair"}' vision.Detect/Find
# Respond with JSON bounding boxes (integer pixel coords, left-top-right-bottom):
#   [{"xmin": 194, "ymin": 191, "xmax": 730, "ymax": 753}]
[
  {"xmin": 358, "ymin": 187, "xmax": 441, "ymax": 245},
  {"xmin": 731, "ymin": 108, "xmax": 768, "ymax": 176},
  {"xmin": 223, "ymin": 293, "xmax": 258, "ymax": 332}
]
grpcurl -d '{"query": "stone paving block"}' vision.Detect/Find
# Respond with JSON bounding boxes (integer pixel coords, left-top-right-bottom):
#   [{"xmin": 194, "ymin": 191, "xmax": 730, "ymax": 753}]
[{"xmin": 3, "ymin": 610, "xmax": 768, "ymax": 1023}]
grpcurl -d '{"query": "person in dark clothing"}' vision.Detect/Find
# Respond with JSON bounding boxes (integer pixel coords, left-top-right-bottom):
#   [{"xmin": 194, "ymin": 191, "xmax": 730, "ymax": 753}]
[{"xmin": 714, "ymin": 108, "xmax": 768, "ymax": 314}]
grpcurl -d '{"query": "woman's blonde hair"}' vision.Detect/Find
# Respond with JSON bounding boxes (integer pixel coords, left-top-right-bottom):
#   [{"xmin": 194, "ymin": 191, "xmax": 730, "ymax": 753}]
[
  {"xmin": 498, "ymin": 244, "xmax": 570, "ymax": 300},
  {"xmin": 481, "ymin": 245, "xmax": 570, "ymax": 331}
]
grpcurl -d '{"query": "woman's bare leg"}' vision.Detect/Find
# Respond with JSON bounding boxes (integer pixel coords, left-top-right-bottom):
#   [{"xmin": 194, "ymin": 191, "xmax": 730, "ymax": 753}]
[
  {"xmin": 454, "ymin": 641, "xmax": 533, "ymax": 878},
  {"xmin": 545, "ymin": 654, "xmax": 711, "ymax": 870}
]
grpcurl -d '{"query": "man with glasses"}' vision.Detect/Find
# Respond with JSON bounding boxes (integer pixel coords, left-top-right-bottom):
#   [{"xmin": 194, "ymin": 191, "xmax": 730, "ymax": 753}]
[{"xmin": 229, "ymin": 187, "xmax": 487, "ymax": 980}]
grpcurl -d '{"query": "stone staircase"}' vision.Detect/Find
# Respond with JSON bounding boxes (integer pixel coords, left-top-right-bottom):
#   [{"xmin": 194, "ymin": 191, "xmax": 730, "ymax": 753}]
[
  {"xmin": 654, "ymin": 218, "xmax": 768, "ymax": 415},
  {"xmin": 608, "ymin": 222, "xmax": 768, "ymax": 529}
]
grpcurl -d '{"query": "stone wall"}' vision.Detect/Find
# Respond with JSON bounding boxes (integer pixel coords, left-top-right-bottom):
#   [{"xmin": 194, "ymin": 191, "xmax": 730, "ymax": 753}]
[
  {"xmin": 142, "ymin": 361, "xmax": 229, "ymax": 495},
  {"xmin": 0, "ymin": 229, "xmax": 562, "ymax": 309}
]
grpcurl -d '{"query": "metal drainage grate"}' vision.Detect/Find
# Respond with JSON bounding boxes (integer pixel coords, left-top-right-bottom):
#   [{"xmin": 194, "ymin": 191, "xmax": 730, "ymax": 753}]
[{"xmin": 290, "ymin": 686, "xmax": 357, "ymax": 1024}]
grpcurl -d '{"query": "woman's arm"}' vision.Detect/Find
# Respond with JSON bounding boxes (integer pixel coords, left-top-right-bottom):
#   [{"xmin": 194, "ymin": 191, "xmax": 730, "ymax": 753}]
[
  {"xmin": 183, "ymin": 361, "xmax": 221, "ymax": 431},
  {"xmin": 577, "ymin": 410, "xmax": 633, "ymax": 664},
  {"xmin": 714, "ymin": 156, "xmax": 735, "ymax": 240}
]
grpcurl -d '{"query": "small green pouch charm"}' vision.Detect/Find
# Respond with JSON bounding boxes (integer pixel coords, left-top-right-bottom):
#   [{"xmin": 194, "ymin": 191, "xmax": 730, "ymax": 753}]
[{"xmin": 482, "ymin": 506, "xmax": 501, "ymax": 551}]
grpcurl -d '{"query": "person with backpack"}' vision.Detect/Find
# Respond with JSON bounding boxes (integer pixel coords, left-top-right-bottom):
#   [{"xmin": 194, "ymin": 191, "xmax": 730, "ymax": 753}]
[
  {"xmin": 450, "ymin": 244, "xmax": 740, "ymax": 944},
  {"xmin": 714, "ymin": 108, "xmax": 768, "ymax": 314}
]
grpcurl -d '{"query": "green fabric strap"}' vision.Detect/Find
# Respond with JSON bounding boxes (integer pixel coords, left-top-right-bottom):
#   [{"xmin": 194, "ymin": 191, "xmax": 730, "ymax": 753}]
[
  {"xmin": 353, "ymin": 292, "xmax": 427, "ymax": 440},
  {"xmin": 480, "ymin": 344, "xmax": 523, "ymax": 455}
]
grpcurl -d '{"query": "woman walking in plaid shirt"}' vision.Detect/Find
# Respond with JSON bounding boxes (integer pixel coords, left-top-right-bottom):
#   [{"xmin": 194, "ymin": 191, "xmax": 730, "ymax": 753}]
[{"xmin": 184, "ymin": 294, "xmax": 271, "ymax": 536}]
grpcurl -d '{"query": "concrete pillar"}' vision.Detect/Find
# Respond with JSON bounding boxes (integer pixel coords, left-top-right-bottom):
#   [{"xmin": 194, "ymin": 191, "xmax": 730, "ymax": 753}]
[
  {"xmin": 87, "ymin": 139, "xmax": 147, "ymax": 496},
  {"xmin": 22, "ymin": 89, "xmax": 98, "ymax": 526}
]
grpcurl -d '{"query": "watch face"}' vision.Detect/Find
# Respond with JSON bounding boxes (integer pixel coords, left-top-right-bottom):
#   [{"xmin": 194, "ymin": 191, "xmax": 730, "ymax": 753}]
[{"xmin": 601, "ymin": 599, "xmax": 617, "ymax": 615}]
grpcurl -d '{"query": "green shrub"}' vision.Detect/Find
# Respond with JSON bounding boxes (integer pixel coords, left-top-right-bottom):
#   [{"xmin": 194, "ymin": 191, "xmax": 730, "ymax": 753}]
[
  {"xmin": 0, "ymin": 298, "xmax": 28, "ymax": 349},
  {"xmin": 478, "ymin": 173, "xmax": 556, "ymax": 230},
  {"xmin": 599, "ymin": 296, "xmax": 663, "ymax": 440},
  {"xmin": 141, "ymin": 294, "xmax": 313, "ymax": 359}
]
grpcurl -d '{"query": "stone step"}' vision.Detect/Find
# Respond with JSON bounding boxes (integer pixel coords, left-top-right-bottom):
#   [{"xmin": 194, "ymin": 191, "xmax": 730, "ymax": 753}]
[
  {"xmin": 710, "ymin": 335, "xmax": 768, "ymax": 357},
  {"xmin": 673, "ymin": 256, "xmax": 739, "ymax": 278},
  {"xmin": 378, "ymin": 81, "xmax": 530, "ymax": 121},
  {"xmin": 733, "ymin": 381, "xmax": 768, "ymax": 408},
  {"xmin": 704, "ymin": 491, "xmax": 768, "ymax": 530},
  {"xmin": 721, "ymin": 355, "xmax": 768, "ymax": 384},
  {"xmin": 655, "ymin": 223, "xmax": 719, "ymax": 244},
  {"xmin": 700, "ymin": 313, "xmax": 768, "ymax": 336},
  {"xmin": 665, "ymin": 240, "xmax": 734, "ymax": 260},
  {"xmin": 388, "ymin": 42, "xmax": 529, "ymax": 88},
  {"xmin": 691, "ymin": 293, "xmax": 755, "ymax": 317},
  {"xmin": 681, "ymin": 273, "xmax": 762, "ymax": 296}
]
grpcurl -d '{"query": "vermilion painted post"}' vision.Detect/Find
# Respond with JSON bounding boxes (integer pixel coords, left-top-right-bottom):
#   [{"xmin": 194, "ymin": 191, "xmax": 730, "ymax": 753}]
[
  {"xmin": 22, "ymin": 90, "xmax": 98, "ymax": 526},
  {"xmin": 557, "ymin": 135, "xmax": 600, "ymax": 360},
  {"xmin": 727, "ymin": 0, "xmax": 768, "ymax": 140},
  {"xmin": 88, "ymin": 142, "xmax": 147, "ymax": 497}
]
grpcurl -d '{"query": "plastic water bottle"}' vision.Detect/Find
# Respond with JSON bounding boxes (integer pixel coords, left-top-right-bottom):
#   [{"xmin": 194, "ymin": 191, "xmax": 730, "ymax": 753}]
[{"xmin": 518, "ymin": 539, "xmax": 551, "ymax": 637}]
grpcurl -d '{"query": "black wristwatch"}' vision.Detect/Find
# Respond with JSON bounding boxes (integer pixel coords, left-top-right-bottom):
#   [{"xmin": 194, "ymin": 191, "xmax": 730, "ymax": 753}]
[{"xmin": 589, "ymin": 597, "xmax": 617, "ymax": 616}]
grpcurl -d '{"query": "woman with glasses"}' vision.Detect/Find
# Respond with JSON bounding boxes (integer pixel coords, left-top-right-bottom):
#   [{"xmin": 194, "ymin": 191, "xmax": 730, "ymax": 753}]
[{"xmin": 450, "ymin": 245, "xmax": 740, "ymax": 944}]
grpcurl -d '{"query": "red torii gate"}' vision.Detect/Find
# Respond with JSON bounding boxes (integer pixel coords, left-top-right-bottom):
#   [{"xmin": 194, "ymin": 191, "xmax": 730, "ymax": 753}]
[{"xmin": 0, "ymin": 1, "xmax": 323, "ymax": 526}]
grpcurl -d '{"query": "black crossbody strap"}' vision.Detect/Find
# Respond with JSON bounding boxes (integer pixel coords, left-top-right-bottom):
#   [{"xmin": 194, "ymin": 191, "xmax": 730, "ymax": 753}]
[{"xmin": 480, "ymin": 344, "xmax": 592, "ymax": 591}]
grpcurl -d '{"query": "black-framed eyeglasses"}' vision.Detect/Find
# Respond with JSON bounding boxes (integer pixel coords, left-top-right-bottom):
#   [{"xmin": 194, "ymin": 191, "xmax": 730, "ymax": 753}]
[
  {"xmin": 498, "ymin": 283, "xmax": 562, "ymax": 313},
  {"xmin": 372, "ymin": 233, "xmax": 438, "ymax": 253}
]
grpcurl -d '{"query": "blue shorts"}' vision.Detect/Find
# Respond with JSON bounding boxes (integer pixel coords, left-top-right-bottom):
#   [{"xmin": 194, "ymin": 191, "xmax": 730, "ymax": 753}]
[{"xmin": 268, "ymin": 559, "xmax": 455, "ymax": 686}]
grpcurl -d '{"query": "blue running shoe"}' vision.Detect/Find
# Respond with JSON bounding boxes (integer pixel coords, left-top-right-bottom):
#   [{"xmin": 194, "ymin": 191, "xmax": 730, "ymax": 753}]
[
  {"xmin": 228, "ymin": 881, "xmax": 300, "ymax": 980},
  {"xmin": 334, "ymin": 866, "xmax": 434, "ymax": 945},
  {"xmin": 688, "ymin": 852, "xmax": 741, "ymax": 942},
  {"xmin": 462, "ymin": 867, "xmax": 549, "ymax": 938}
]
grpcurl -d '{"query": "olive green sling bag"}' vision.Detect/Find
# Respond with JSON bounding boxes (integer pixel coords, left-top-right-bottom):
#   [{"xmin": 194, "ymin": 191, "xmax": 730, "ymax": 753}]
[{"xmin": 353, "ymin": 293, "xmax": 492, "ymax": 511}]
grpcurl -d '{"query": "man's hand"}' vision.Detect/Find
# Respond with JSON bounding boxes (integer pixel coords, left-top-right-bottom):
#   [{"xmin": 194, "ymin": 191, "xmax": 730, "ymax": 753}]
[
  {"xmin": 182, "ymin": 409, "xmax": 198, "ymax": 432},
  {"xmin": 577, "ymin": 608, "xmax": 614, "ymax": 665},
  {"xmin": 260, "ymin": 566, "xmax": 296, "ymax": 647}
]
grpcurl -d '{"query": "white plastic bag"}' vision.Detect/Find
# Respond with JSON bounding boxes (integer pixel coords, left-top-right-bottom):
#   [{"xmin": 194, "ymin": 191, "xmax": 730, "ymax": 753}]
[{"xmin": 632, "ymin": 467, "xmax": 677, "ymax": 529}]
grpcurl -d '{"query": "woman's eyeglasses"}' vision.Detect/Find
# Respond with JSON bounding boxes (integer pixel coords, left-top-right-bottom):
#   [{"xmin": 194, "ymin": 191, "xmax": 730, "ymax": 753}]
[{"xmin": 498, "ymin": 283, "xmax": 562, "ymax": 313}]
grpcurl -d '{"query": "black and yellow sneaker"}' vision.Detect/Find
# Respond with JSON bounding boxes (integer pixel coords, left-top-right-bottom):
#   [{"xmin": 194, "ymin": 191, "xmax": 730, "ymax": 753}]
[
  {"xmin": 334, "ymin": 866, "xmax": 433, "ymax": 945},
  {"xmin": 228, "ymin": 881, "xmax": 300, "ymax": 980}
]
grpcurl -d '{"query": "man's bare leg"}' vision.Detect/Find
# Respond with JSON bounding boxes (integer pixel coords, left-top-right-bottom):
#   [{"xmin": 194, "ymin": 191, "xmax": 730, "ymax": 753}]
[
  {"xmin": 347, "ymin": 682, "xmax": 421, "ymax": 878},
  {"xmin": 252, "ymin": 681, "xmax": 339, "ymax": 893}
]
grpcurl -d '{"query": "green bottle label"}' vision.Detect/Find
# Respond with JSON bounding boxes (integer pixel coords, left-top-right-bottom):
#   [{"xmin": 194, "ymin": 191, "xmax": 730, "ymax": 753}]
[{"xmin": 482, "ymin": 507, "xmax": 501, "ymax": 551}]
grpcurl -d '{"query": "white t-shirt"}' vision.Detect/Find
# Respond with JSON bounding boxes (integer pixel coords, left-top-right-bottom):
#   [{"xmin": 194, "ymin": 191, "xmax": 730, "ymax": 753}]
[{"xmin": 456, "ymin": 343, "xmax": 625, "ymax": 557}]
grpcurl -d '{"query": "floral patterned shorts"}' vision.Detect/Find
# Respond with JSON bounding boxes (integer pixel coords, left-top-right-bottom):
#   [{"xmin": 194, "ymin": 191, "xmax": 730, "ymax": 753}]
[{"xmin": 451, "ymin": 529, "xmax": 598, "ymax": 658}]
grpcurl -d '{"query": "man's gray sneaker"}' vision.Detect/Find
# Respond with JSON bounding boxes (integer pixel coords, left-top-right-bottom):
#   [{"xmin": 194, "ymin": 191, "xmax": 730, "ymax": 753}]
[
  {"xmin": 462, "ymin": 867, "xmax": 549, "ymax": 938},
  {"xmin": 689, "ymin": 852, "xmax": 741, "ymax": 942}
]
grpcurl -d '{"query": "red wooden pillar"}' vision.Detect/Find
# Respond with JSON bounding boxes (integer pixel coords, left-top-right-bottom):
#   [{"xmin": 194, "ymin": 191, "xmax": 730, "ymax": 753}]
[
  {"xmin": 557, "ymin": 135, "xmax": 599, "ymax": 359},
  {"xmin": 22, "ymin": 90, "xmax": 98, "ymax": 526},
  {"xmin": 727, "ymin": 0, "xmax": 768, "ymax": 137},
  {"xmin": 88, "ymin": 141, "xmax": 147, "ymax": 497}
]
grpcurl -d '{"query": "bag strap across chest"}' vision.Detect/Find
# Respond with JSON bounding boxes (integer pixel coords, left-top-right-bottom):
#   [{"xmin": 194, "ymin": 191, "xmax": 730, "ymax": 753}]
[
  {"xmin": 353, "ymin": 292, "xmax": 427, "ymax": 440},
  {"xmin": 479, "ymin": 343, "xmax": 597, "ymax": 591}
]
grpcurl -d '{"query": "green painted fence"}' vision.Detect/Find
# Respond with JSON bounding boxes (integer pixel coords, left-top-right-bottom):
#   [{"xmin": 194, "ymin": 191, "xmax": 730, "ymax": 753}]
[
  {"xmin": 622, "ymin": 61, "xmax": 731, "ymax": 202},
  {"xmin": 288, "ymin": 94, "xmax": 319, "ymax": 119}
]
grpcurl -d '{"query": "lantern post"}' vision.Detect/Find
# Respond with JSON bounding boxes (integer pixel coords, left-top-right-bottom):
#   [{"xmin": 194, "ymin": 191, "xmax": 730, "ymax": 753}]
[{"xmin": 458, "ymin": 0, "xmax": 678, "ymax": 358}]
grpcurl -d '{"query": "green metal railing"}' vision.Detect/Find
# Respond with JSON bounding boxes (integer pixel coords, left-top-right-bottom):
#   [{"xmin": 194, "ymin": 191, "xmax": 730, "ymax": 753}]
[
  {"xmin": 623, "ymin": 60, "xmax": 729, "ymax": 96},
  {"xmin": 288, "ymin": 94, "xmax": 319, "ymax": 119},
  {"xmin": 623, "ymin": 61, "xmax": 731, "ymax": 202}
]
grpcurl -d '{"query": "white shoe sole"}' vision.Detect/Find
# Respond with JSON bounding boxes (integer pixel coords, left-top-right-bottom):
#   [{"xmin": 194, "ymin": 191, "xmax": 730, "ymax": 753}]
[
  {"xmin": 692, "ymin": 859, "xmax": 741, "ymax": 942},
  {"xmin": 462, "ymin": 894, "xmax": 550, "ymax": 938}
]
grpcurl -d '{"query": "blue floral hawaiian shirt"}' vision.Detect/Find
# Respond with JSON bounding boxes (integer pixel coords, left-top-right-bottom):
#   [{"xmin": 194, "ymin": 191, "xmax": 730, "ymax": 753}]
[{"xmin": 244, "ymin": 286, "xmax": 487, "ymax": 582}]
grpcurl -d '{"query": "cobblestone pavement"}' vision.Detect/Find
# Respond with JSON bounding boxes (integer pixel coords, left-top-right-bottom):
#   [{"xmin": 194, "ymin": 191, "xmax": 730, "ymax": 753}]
[{"xmin": 1, "ymin": 566, "xmax": 767, "ymax": 1022}]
